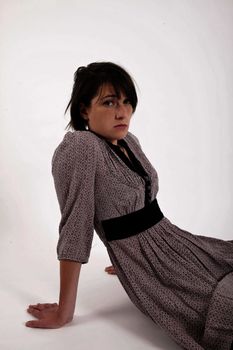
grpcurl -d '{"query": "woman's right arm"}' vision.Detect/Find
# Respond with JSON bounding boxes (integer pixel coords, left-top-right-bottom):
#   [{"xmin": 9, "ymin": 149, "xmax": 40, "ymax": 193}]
[
  {"xmin": 58, "ymin": 259, "xmax": 82, "ymax": 322},
  {"xmin": 25, "ymin": 132, "xmax": 98, "ymax": 328},
  {"xmin": 26, "ymin": 260, "xmax": 82, "ymax": 328}
]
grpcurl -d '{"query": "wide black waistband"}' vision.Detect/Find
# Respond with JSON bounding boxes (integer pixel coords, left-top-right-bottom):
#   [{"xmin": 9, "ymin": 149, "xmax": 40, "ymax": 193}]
[{"xmin": 101, "ymin": 197, "xmax": 164, "ymax": 242}]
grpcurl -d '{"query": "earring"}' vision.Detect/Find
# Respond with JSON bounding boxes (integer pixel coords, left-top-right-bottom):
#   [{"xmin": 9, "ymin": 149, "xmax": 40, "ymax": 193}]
[
  {"xmin": 85, "ymin": 119, "xmax": 89, "ymax": 130},
  {"xmin": 82, "ymin": 114, "xmax": 89, "ymax": 130}
]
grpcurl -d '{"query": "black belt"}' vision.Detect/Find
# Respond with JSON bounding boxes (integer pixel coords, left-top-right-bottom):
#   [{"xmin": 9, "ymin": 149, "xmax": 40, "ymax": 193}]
[{"xmin": 102, "ymin": 197, "xmax": 164, "ymax": 242}]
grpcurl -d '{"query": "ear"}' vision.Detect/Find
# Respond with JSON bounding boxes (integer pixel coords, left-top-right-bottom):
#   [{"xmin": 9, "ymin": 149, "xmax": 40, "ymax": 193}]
[{"xmin": 79, "ymin": 103, "xmax": 89, "ymax": 120}]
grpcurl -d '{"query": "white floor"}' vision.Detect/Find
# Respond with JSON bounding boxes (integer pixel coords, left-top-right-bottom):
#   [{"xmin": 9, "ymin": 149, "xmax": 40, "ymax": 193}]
[{"xmin": 0, "ymin": 235, "xmax": 182, "ymax": 350}]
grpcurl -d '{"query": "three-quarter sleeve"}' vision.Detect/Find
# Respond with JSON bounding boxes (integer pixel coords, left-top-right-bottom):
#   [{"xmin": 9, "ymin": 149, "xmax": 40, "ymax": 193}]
[{"xmin": 51, "ymin": 131, "xmax": 98, "ymax": 263}]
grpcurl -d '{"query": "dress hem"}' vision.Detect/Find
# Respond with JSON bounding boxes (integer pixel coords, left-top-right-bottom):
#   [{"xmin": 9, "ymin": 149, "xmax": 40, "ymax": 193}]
[{"xmin": 201, "ymin": 271, "xmax": 233, "ymax": 350}]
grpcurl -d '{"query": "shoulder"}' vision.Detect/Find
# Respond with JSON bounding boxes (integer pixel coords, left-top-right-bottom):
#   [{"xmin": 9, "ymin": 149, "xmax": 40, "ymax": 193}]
[
  {"xmin": 53, "ymin": 130, "xmax": 99, "ymax": 155},
  {"xmin": 51, "ymin": 131, "xmax": 100, "ymax": 174},
  {"xmin": 125, "ymin": 130, "xmax": 142, "ymax": 148},
  {"xmin": 60, "ymin": 130, "xmax": 99, "ymax": 149}
]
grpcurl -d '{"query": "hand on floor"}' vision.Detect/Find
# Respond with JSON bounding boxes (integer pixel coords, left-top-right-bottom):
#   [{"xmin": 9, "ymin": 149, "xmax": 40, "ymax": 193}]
[
  {"xmin": 104, "ymin": 265, "xmax": 117, "ymax": 275},
  {"xmin": 25, "ymin": 302, "xmax": 72, "ymax": 329}
]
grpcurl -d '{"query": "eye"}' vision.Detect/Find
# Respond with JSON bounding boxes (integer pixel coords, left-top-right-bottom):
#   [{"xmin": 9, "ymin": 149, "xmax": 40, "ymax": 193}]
[
  {"xmin": 124, "ymin": 98, "xmax": 132, "ymax": 105},
  {"xmin": 103, "ymin": 99, "xmax": 115, "ymax": 107}
]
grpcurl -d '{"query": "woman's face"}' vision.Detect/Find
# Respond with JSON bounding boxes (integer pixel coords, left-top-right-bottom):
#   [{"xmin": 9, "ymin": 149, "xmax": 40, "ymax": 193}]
[{"xmin": 80, "ymin": 83, "xmax": 134, "ymax": 145}]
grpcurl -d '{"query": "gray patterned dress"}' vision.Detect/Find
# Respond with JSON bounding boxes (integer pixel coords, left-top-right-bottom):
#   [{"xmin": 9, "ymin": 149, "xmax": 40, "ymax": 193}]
[{"xmin": 51, "ymin": 130, "xmax": 233, "ymax": 350}]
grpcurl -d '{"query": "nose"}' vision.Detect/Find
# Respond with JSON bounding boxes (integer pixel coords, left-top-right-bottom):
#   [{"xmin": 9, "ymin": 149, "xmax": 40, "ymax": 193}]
[{"xmin": 115, "ymin": 102, "xmax": 129, "ymax": 118}]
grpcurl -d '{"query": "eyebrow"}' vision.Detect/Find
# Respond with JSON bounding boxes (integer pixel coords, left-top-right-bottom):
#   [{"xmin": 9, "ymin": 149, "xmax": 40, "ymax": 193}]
[{"xmin": 100, "ymin": 94, "xmax": 118, "ymax": 100}]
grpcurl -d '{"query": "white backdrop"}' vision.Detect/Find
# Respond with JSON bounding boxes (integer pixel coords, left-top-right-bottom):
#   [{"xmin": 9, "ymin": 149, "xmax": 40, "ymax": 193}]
[{"xmin": 0, "ymin": 1, "xmax": 232, "ymax": 350}]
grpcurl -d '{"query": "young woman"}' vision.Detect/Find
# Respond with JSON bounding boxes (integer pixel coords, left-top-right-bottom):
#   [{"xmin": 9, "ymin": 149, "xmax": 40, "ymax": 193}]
[{"xmin": 25, "ymin": 62, "xmax": 233, "ymax": 350}]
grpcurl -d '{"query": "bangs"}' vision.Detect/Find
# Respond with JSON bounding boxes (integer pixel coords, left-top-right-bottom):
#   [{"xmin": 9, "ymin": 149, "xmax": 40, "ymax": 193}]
[{"xmin": 92, "ymin": 69, "xmax": 137, "ymax": 111}]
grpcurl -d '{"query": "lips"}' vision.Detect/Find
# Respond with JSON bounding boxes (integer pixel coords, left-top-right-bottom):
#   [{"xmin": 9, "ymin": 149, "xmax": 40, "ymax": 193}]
[{"xmin": 114, "ymin": 124, "xmax": 127, "ymax": 127}]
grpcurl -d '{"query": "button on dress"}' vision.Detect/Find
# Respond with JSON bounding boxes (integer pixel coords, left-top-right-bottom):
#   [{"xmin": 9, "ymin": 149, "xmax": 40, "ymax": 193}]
[{"xmin": 51, "ymin": 130, "xmax": 233, "ymax": 350}]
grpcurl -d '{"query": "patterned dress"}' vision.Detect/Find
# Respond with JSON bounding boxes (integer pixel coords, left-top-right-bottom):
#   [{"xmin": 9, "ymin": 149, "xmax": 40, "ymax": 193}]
[{"xmin": 51, "ymin": 129, "xmax": 233, "ymax": 350}]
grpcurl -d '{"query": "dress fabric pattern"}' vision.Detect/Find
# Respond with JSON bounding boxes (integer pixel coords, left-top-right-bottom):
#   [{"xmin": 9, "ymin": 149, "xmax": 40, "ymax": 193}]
[{"xmin": 51, "ymin": 130, "xmax": 233, "ymax": 350}]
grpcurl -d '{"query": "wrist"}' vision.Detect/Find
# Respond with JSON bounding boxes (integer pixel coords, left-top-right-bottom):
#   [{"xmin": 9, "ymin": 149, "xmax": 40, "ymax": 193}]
[{"xmin": 57, "ymin": 308, "xmax": 74, "ymax": 323}]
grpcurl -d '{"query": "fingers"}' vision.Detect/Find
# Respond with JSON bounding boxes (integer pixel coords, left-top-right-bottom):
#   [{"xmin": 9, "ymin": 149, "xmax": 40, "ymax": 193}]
[
  {"xmin": 104, "ymin": 266, "xmax": 117, "ymax": 274},
  {"xmin": 25, "ymin": 320, "xmax": 52, "ymax": 329},
  {"xmin": 28, "ymin": 303, "xmax": 58, "ymax": 307},
  {"xmin": 27, "ymin": 303, "xmax": 59, "ymax": 318},
  {"xmin": 25, "ymin": 320, "xmax": 40, "ymax": 328},
  {"xmin": 27, "ymin": 307, "xmax": 41, "ymax": 318},
  {"xmin": 25, "ymin": 303, "xmax": 63, "ymax": 329},
  {"xmin": 28, "ymin": 303, "xmax": 58, "ymax": 310},
  {"xmin": 25, "ymin": 316, "xmax": 63, "ymax": 329}
]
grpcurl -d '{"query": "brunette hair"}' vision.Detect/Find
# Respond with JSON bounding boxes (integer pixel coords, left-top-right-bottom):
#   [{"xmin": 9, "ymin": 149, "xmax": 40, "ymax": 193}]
[{"xmin": 64, "ymin": 61, "xmax": 138, "ymax": 131}]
